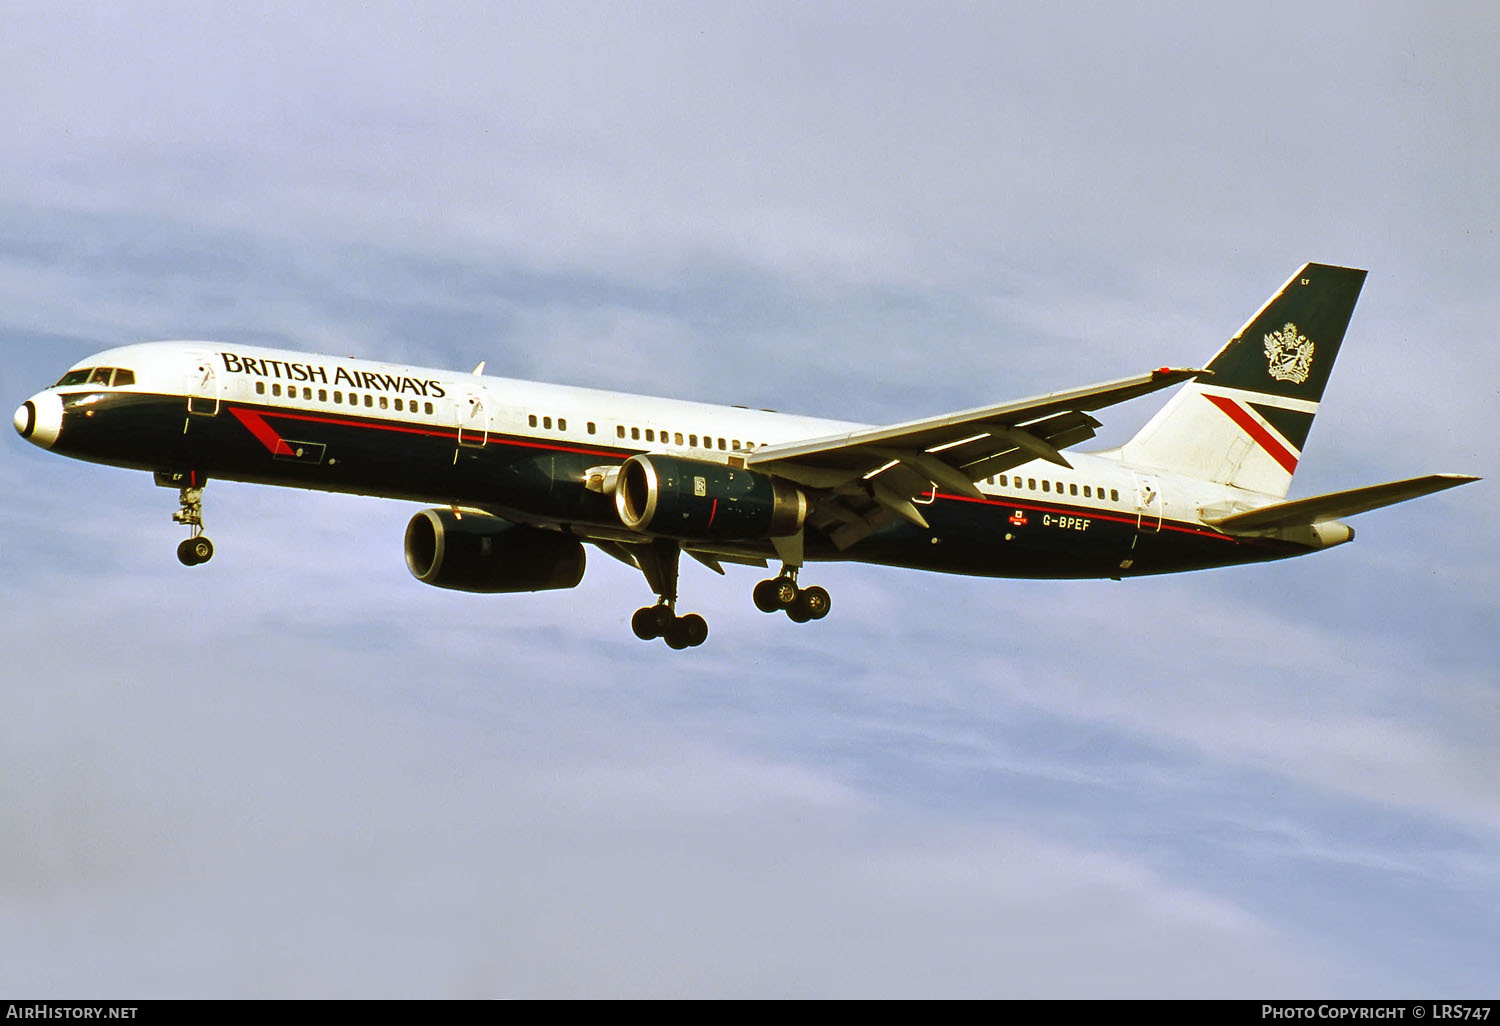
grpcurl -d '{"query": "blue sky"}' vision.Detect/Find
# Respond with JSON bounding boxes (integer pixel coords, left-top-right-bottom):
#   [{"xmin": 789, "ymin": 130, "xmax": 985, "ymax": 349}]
[{"xmin": 1, "ymin": 1, "xmax": 1496, "ymax": 997}]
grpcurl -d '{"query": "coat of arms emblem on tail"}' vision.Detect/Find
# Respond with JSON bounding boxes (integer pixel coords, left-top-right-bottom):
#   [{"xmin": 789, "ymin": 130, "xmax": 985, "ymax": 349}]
[{"xmin": 1263, "ymin": 322, "xmax": 1314, "ymax": 383}]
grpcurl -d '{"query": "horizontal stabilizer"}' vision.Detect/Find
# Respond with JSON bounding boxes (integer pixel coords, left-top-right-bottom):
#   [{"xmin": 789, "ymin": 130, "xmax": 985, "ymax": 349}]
[{"xmin": 1204, "ymin": 474, "xmax": 1478, "ymax": 532}]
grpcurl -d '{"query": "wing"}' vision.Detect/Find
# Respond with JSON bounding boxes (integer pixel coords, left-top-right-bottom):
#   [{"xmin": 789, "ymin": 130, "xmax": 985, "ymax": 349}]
[{"xmin": 747, "ymin": 366, "xmax": 1205, "ymax": 548}]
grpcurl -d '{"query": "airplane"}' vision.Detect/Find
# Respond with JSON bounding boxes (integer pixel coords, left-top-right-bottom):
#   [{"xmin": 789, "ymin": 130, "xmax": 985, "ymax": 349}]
[{"xmin": 12, "ymin": 262, "xmax": 1477, "ymax": 649}]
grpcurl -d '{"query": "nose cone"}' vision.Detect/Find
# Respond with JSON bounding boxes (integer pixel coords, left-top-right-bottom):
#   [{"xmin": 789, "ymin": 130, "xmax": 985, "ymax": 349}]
[{"xmin": 14, "ymin": 392, "xmax": 63, "ymax": 449}]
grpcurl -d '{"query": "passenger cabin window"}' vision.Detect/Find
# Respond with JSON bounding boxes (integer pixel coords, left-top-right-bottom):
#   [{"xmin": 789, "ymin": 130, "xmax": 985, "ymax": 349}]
[
  {"xmin": 617, "ymin": 425, "xmax": 626, "ymax": 438},
  {"xmin": 256, "ymin": 381, "xmax": 266, "ymax": 395},
  {"xmin": 529, "ymin": 414, "xmax": 538, "ymax": 427},
  {"xmin": 631, "ymin": 427, "xmax": 640, "ymax": 440},
  {"xmin": 558, "ymin": 418, "xmax": 566, "ymax": 431},
  {"xmin": 645, "ymin": 429, "xmax": 654, "ymax": 442},
  {"xmin": 587, "ymin": 422, "xmax": 596, "ymax": 434}
]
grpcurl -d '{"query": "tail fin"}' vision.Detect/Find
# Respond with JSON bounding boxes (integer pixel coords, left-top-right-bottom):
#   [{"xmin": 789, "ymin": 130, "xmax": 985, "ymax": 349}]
[{"xmin": 1120, "ymin": 262, "xmax": 1367, "ymax": 497}]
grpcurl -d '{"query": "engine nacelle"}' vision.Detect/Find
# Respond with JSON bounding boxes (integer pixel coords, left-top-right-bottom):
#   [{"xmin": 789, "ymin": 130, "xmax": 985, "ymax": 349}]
[
  {"xmin": 614, "ymin": 454, "xmax": 806, "ymax": 540},
  {"xmin": 404, "ymin": 508, "xmax": 586, "ymax": 593}
]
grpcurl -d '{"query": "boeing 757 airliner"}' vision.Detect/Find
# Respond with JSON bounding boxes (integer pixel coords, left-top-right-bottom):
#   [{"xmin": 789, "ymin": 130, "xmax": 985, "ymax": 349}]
[{"xmin": 12, "ymin": 263, "xmax": 1476, "ymax": 648}]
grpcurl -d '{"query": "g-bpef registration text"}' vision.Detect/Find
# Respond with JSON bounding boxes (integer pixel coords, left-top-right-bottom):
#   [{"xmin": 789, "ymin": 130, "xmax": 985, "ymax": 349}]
[{"xmin": 7, "ymin": 1007, "xmax": 137, "ymax": 1020}]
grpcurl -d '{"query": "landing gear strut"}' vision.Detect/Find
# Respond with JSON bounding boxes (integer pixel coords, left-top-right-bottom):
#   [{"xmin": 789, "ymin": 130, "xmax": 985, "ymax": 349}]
[
  {"xmin": 753, "ymin": 565, "xmax": 831, "ymax": 623},
  {"xmin": 171, "ymin": 484, "xmax": 213, "ymax": 566},
  {"xmin": 629, "ymin": 539, "xmax": 708, "ymax": 649}
]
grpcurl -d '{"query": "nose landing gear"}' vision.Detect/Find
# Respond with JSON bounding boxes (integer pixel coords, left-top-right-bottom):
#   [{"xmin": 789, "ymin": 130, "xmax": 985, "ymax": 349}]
[
  {"xmin": 176, "ymin": 532, "xmax": 214, "ymax": 566},
  {"xmin": 173, "ymin": 486, "xmax": 213, "ymax": 565},
  {"xmin": 753, "ymin": 567, "xmax": 831, "ymax": 623},
  {"xmin": 157, "ymin": 472, "xmax": 214, "ymax": 566}
]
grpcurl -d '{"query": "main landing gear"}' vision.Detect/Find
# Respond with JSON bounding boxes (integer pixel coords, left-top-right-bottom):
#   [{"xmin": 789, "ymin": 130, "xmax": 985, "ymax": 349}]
[
  {"xmin": 620, "ymin": 543, "xmax": 830, "ymax": 647},
  {"xmin": 629, "ymin": 539, "xmax": 708, "ymax": 649},
  {"xmin": 169, "ymin": 481, "xmax": 214, "ymax": 566},
  {"xmin": 752, "ymin": 566, "xmax": 831, "ymax": 623},
  {"xmin": 631, "ymin": 605, "xmax": 709, "ymax": 650}
]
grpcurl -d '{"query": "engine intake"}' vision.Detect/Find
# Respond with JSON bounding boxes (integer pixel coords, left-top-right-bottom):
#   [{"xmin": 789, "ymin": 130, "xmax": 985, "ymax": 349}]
[
  {"xmin": 405, "ymin": 508, "xmax": 586, "ymax": 593},
  {"xmin": 614, "ymin": 454, "xmax": 806, "ymax": 540}
]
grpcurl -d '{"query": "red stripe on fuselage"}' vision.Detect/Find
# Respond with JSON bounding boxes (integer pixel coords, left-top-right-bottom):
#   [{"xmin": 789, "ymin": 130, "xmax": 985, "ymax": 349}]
[
  {"xmin": 937, "ymin": 491, "xmax": 1257, "ymax": 544},
  {"xmin": 230, "ymin": 404, "xmax": 624, "ymax": 460},
  {"xmin": 228, "ymin": 406, "xmax": 295, "ymax": 456},
  {"xmin": 227, "ymin": 401, "xmax": 1269, "ymax": 548},
  {"xmin": 1204, "ymin": 394, "xmax": 1299, "ymax": 474}
]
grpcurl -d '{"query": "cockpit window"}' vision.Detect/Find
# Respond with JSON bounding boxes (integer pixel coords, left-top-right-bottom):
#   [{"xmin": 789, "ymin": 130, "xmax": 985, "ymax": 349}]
[
  {"xmin": 56, "ymin": 369, "xmax": 95, "ymax": 387},
  {"xmin": 54, "ymin": 367, "xmax": 136, "ymax": 388}
]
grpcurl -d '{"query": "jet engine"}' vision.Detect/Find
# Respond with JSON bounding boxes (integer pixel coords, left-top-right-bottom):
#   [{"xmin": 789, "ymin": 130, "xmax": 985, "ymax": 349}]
[
  {"xmin": 614, "ymin": 454, "xmax": 806, "ymax": 540},
  {"xmin": 405, "ymin": 508, "xmax": 586, "ymax": 593}
]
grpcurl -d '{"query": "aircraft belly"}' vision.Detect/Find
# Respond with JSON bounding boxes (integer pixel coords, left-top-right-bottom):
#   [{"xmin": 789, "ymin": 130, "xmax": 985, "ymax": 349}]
[{"xmin": 836, "ymin": 493, "xmax": 1304, "ymax": 580}]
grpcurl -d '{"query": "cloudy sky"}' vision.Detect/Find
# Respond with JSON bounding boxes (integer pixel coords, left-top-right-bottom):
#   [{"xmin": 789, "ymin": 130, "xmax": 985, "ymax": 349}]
[{"xmin": 1, "ymin": 0, "xmax": 1496, "ymax": 997}]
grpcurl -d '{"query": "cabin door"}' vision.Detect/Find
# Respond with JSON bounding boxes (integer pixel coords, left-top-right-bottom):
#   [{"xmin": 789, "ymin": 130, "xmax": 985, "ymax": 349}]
[
  {"xmin": 186, "ymin": 355, "xmax": 221, "ymax": 416},
  {"xmin": 1132, "ymin": 472, "xmax": 1162, "ymax": 533},
  {"xmin": 457, "ymin": 389, "xmax": 490, "ymax": 448}
]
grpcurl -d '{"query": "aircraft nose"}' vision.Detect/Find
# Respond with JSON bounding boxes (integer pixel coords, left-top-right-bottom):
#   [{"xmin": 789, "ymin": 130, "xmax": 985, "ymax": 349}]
[{"xmin": 14, "ymin": 392, "xmax": 62, "ymax": 448}]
